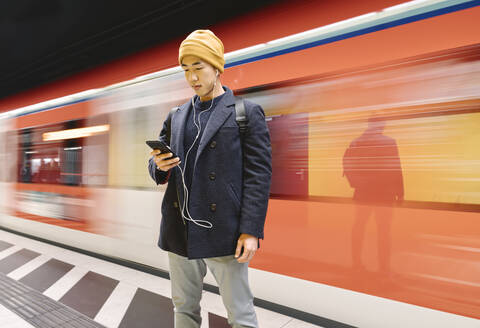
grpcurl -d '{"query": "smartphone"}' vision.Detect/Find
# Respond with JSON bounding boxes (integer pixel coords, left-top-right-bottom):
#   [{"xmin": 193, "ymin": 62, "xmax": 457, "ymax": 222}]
[{"xmin": 146, "ymin": 140, "xmax": 177, "ymax": 159}]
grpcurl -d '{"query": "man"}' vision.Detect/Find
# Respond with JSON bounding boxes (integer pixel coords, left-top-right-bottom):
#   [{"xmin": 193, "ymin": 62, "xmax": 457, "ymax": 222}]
[{"xmin": 148, "ymin": 30, "xmax": 272, "ymax": 328}]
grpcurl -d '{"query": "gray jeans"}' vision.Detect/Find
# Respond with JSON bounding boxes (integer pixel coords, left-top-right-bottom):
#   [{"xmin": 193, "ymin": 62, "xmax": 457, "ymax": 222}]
[{"xmin": 168, "ymin": 252, "xmax": 258, "ymax": 328}]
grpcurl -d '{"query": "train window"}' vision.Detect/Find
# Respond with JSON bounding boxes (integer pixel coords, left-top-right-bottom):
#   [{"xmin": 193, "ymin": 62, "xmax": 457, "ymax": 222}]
[{"xmin": 17, "ymin": 121, "xmax": 84, "ymax": 186}]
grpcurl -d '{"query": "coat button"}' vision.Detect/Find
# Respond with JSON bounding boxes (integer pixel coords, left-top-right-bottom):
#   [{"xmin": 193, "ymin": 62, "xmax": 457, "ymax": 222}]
[
  {"xmin": 210, "ymin": 203, "xmax": 217, "ymax": 212},
  {"xmin": 173, "ymin": 201, "xmax": 179, "ymax": 208},
  {"xmin": 209, "ymin": 172, "xmax": 216, "ymax": 180},
  {"xmin": 210, "ymin": 141, "xmax": 217, "ymax": 149}
]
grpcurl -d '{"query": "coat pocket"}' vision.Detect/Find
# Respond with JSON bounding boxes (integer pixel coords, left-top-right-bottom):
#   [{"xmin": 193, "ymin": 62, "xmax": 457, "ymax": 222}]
[{"xmin": 227, "ymin": 182, "xmax": 241, "ymax": 210}]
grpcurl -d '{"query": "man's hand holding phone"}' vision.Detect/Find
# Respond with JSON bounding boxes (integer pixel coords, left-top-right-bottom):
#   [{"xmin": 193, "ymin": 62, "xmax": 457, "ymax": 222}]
[
  {"xmin": 147, "ymin": 140, "xmax": 181, "ymax": 172},
  {"xmin": 151, "ymin": 150, "xmax": 181, "ymax": 171}
]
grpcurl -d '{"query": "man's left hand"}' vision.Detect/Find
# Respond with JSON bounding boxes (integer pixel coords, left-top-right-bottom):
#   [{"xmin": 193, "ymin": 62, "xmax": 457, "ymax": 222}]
[{"xmin": 235, "ymin": 233, "xmax": 258, "ymax": 263}]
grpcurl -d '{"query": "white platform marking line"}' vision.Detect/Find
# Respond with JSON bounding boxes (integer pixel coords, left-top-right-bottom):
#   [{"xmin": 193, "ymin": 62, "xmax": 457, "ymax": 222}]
[
  {"xmin": 94, "ymin": 282, "xmax": 138, "ymax": 328},
  {"xmin": 42, "ymin": 266, "xmax": 89, "ymax": 301},
  {"xmin": 7, "ymin": 254, "xmax": 51, "ymax": 280},
  {"xmin": 201, "ymin": 309, "xmax": 209, "ymax": 328},
  {"xmin": 200, "ymin": 291, "xmax": 228, "ymax": 320},
  {"xmin": 0, "ymin": 230, "xmax": 50, "ymax": 252},
  {"xmin": 0, "ymin": 245, "xmax": 22, "ymax": 260}
]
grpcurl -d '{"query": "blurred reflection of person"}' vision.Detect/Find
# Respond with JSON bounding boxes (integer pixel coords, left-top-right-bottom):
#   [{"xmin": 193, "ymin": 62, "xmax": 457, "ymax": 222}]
[
  {"xmin": 20, "ymin": 161, "xmax": 32, "ymax": 183},
  {"xmin": 39, "ymin": 159, "xmax": 48, "ymax": 183},
  {"xmin": 343, "ymin": 117, "xmax": 403, "ymax": 274},
  {"xmin": 51, "ymin": 160, "xmax": 61, "ymax": 184},
  {"xmin": 148, "ymin": 30, "xmax": 271, "ymax": 328}
]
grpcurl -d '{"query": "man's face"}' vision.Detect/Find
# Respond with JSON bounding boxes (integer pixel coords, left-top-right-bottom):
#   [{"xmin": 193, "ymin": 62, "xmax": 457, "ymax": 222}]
[{"xmin": 181, "ymin": 55, "xmax": 217, "ymax": 99}]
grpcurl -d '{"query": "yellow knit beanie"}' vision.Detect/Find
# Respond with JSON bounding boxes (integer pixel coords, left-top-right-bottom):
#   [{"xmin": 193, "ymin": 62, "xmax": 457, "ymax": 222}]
[{"xmin": 178, "ymin": 30, "xmax": 225, "ymax": 73}]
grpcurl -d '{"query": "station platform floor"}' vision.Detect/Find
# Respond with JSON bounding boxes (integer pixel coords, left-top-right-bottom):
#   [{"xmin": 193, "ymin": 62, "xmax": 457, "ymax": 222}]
[{"xmin": 0, "ymin": 229, "xmax": 321, "ymax": 328}]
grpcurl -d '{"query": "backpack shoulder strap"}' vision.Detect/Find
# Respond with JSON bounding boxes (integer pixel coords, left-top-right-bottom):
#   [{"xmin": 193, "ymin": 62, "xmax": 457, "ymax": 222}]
[
  {"xmin": 235, "ymin": 97, "xmax": 248, "ymax": 138},
  {"xmin": 166, "ymin": 106, "xmax": 179, "ymax": 145}
]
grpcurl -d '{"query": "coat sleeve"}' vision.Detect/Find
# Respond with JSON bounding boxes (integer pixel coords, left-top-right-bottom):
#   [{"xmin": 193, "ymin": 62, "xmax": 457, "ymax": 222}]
[
  {"xmin": 148, "ymin": 112, "xmax": 172, "ymax": 185},
  {"xmin": 239, "ymin": 102, "xmax": 272, "ymax": 239}
]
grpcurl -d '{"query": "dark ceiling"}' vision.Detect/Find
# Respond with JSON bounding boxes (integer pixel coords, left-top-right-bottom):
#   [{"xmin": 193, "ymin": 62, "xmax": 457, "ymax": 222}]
[{"xmin": 0, "ymin": 0, "xmax": 279, "ymax": 100}]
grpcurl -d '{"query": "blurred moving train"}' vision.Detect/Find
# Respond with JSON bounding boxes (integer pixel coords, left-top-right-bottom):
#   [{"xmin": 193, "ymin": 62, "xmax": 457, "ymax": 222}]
[{"xmin": 1, "ymin": 1, "xmax": 480, "ymax": 327}]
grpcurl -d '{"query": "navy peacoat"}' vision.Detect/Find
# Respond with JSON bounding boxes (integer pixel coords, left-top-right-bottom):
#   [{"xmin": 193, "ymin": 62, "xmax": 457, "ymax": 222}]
[{"xmin": 148, "ymin": 87, "xmax": 272, "ymax": 259}]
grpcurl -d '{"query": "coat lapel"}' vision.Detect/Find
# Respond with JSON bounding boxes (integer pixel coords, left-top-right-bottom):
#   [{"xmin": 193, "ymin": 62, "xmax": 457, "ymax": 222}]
[
  {"xmin": 171, "ymin": 101, "xmax": 190, "ymax": 202},
  {"xmin": 194, "ymin": 88, "xmax": 235, "ymax": 167},
  {"xmin": 170, "ymin": 101, "xmax": 190, "ymax": 163}
]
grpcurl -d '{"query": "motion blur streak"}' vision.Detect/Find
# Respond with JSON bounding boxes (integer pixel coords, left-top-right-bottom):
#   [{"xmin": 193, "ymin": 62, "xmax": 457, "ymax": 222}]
[{"xmin": 42, "ymin": 124, "xmax": 110, "ymax": 141}]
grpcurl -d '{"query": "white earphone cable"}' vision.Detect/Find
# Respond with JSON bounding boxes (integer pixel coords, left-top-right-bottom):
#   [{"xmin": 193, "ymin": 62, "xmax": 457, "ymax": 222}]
[{"xmin": 175, "ymin": 77, "xmax": 218, "ymax": 229}]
